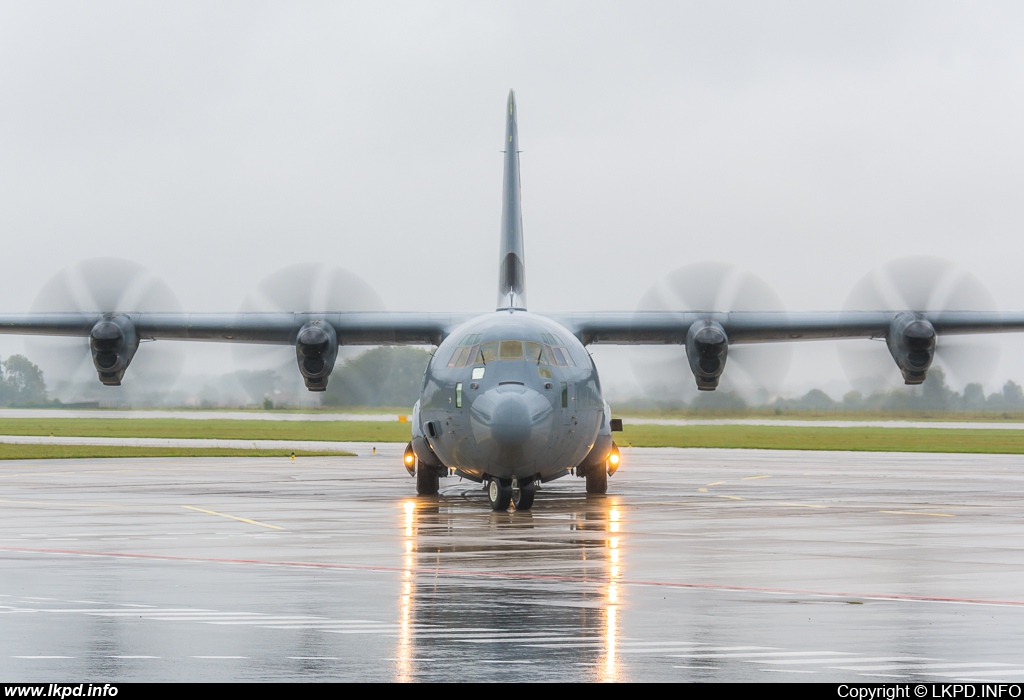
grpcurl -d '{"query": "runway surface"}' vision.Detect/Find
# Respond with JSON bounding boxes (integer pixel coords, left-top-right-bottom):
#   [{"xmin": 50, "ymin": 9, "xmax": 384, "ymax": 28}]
[{"xmin": 1, "ymin": 446, "xmax": 1023, "ymax": 682}]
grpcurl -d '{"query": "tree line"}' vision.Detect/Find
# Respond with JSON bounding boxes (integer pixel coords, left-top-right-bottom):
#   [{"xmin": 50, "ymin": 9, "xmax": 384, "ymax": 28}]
[
  {"xmin": 0, "ymin": 355, "xmax": 48, "ymax": 406},
  {"xmin": 7, "ymin": 347, "xmax": 1024, "ymax": 413}
]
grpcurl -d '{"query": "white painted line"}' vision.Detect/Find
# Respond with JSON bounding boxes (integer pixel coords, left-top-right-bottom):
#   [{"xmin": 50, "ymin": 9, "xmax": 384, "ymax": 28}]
[
  {"xmin": 859, "ymin": 674, "xmax": 915, "ymax": 679},
  {"xmin": 748, "ymin": 656, "xmax": 936, "ymax": 665},
  {"xmin": 625, "ymin": 646, "xmax": 775, "ymax": 655},
  {"xmin": 671, "ymin": 651, "xmax": 851, "ymax": 659},
  {"xmin": 43, "ymin": 608, "xmax": 208, "ymax": 614},
  {"xmin": 618, "ymin": 641, "xmax": 712, "ymax": 647},
  {"xmin": 931, "ymin": 669, "xmax": 1024, "ymax": 678},
  {"xmin": 835, "ymin": 663, "xmax": 1013, "ymax": 672},
  {"xmin": 148, "ymin": 616, "xmax": 317, "ymax": 623}
]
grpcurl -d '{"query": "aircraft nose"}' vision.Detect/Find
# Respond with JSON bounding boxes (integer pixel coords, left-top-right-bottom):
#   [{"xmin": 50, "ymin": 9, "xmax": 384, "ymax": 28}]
[
  {"xmin": 489, "ymin": 392, "xmax": 532, "ymax": 446},
  {"xmin": 471, "ymin": 384, "xmax": 553, "ymax": 448}
]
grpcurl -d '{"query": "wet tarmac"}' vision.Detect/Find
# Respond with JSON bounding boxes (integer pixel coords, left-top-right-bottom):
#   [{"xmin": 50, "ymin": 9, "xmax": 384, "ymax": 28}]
[{"xmin": 1, "ymin": 446, "xmax": 1023, "ymax": 682}]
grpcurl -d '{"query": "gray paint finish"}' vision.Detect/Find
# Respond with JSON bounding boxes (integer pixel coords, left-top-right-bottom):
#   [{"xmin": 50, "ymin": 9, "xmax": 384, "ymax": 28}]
[{"xmin": 3, "ymin": 93, "xmax": 1024, "ymax": 500}]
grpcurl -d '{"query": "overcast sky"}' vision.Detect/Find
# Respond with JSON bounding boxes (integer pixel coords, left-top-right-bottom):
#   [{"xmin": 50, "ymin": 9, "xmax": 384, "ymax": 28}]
[{"xmin": 2, "ymin": 1, "xmax": 1024, "ymax": 399}]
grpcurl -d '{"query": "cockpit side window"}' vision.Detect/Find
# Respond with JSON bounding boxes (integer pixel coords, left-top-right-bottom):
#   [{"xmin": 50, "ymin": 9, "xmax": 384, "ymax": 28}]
[
  {"xmin": 545, "ymin": 345, "xmax": 574, "ymax": 367},
  {"xmin": 479, "ymin": 341, "xmax": 498, "ymax": 363},
  {"xmin": 447, "ymin": 346, "xmax": 472, "ymax": 367},
  {"xmin": 447, "ymin": 334, "xmax": 485, "ymax": 368},
  {"xmin": 525, "ymin": 341, "xmax": 544, "ymax": 363}
]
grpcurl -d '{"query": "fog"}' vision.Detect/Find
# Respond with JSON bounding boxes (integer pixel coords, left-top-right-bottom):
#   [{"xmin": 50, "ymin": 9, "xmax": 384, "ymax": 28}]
[{"xmin": 2, "ymin": 2, "xmax": 1024, "ymax": 403}]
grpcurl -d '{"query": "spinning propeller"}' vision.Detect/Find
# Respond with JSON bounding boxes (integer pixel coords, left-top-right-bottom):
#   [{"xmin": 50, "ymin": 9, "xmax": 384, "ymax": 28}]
[
  {"xmin": 839, "ymin": 256, "xmax": 1000, "ymax": 393},
  {"xmin": 233, "ymin": 263, "xmax": 392, "ymax": 397},
  {"xmin": 27, "ymin": 258, "xmax": 185, "ymax": 392},
  {"xmin": 631, "ymin": 262, "xmax": 792, "ymax": 402}
]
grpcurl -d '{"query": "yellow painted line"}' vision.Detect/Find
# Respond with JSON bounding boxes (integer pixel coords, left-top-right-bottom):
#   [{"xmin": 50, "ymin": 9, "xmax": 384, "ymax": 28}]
[
  {"xmin": 706, "ymin": 481, "xmax": 725, "ymax": 486},
  {"xmin": 742, "ymin": 475, "xmax": 771, "ymax": 480},
  {"xmin": 698, "ymin": 487, "xmax": 708, "ymax": 493},
  {"xmin": 182, "ymin": 505, "xmax": 285, "ymax": 530},
  {"xmin": 717, "ymin": 495, "xmax": 744, "ymax": 501},
  {"xmin": 780, "ymin": 502, "xmax": 827, "ymax": 509},
  {"xmin": 878, "ymin": 510, "xmax": 954, "ymax": 518}
]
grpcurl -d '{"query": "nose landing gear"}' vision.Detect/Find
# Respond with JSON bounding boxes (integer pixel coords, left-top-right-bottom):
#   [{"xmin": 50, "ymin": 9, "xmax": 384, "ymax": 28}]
[
  {"xmin": 512, "ymin": 478, "xmax": 536, "ymax": 511},
  {"xmin": 487, "ymin": 478, "xmax": 512, "ymax": 511},
  {"xmin": 488, "ymin": 477, "xmax": 537, "ymax": 511}
]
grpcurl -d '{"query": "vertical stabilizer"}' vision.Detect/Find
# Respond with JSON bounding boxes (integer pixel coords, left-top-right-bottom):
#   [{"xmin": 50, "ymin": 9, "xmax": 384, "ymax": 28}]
[{"xmin": 497, "ymin": 90, "xmax": 527, "ymax": 310}]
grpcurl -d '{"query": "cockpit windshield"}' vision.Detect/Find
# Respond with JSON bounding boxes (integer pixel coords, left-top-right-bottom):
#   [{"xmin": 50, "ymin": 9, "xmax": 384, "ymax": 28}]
[{"xmin": 446, "ymin": 336, "xmax": 575, "ymax": 368}]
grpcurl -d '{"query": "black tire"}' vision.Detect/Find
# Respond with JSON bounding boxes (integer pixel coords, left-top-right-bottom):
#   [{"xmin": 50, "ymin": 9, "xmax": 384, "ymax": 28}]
[
  {"xmin": 488, "ymin": 478, "xmax": 513, "ymax": 511},
  {"xmin": 585, "ymin": 465, "xmax": 608, "ymax": 495},
  {"xmin": 416, "ymin": 462, "xmax": 439, "ymax": 495},
  {"xmin": 512, "ymin": 479, "xmax": 536, "ymax": 511}
]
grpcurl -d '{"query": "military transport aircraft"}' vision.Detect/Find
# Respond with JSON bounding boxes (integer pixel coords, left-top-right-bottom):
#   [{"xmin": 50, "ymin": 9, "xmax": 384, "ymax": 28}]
[{"xmin": 3, "ymin": 90, "xmax": 1024, "ymax": 512}]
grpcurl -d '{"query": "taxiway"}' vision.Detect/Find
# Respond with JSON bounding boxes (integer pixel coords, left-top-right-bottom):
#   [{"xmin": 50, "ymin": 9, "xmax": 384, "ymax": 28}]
[{"xmin": 1, "ymin": 446, "xmax": 1022, "ymax": 682}]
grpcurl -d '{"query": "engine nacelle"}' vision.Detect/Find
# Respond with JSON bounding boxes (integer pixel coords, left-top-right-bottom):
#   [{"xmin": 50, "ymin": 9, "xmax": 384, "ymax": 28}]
[
  {"xmin": 886, "ymin": 313, "xmax": 936, "ymax": 385},
  {"xmin": 686, "ymin": 320, "xmax": 728, "ymax": 391},
  {"xmin": 90, "ymin": 315, "xmax": 139, "ymax": 386},
  {"xmin": 295, "ymin": 320, "xmax": 338, "ymax": 391}
]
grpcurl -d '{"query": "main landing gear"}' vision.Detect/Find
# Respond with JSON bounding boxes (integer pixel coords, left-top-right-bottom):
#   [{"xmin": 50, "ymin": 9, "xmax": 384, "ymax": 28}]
[
  {"xmin": 416, "ymin": 463, "xmax": 441, "ymax": 495},
  {"xmin": 487, "ymin": 477, "xmax": 537, "ymax": 511},
  {"xmin": 583, "ymin": 442, "xmax": 619, "ymax": 495},
  {"xmin": 585, "ymin": 466, "xmax": 607, "ymax": 495}
]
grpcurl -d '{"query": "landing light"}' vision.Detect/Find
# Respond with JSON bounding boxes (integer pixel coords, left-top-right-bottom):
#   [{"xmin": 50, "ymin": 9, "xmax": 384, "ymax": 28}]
[
  {"xmin": 607, "ymin": 443, "xmax": 621, "ymax": 476},
  {"xmin": 403, "ymin": 443, "xmax": 417, "ymax": 476}
]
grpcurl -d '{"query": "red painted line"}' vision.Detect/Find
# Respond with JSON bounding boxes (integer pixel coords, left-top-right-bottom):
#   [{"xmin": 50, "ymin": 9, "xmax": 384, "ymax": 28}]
[{"xmin": 3, "ymin": 545, "xmax": 1023, "ymax": 608}]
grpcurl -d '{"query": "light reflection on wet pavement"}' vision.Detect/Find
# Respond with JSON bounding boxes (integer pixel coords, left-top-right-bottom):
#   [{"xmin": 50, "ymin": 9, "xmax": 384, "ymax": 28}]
[{"xmin": 1, "ymin": 446, "xmax": 1023, "ymax": 681}]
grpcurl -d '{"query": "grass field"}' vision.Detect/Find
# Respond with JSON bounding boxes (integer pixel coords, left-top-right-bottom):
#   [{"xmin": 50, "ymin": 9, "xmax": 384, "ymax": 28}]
[
  {"xmin": 615, "ymin": 407, "xmax": 1024, "ymax": 422},
  {"xmin": 2, "ymin": 417, "xmax": 1024, "ymax": 457},
  {"xmin": 0, "ymin": 445, "xmax": 353, "ymax": 460},
  {"xmin": 618, "ymin": 424, "xmax": 1024, "ymax": 454},
  {"xmin": 0, "ymin": 418, "xmax": 412, "ymax": 443}
]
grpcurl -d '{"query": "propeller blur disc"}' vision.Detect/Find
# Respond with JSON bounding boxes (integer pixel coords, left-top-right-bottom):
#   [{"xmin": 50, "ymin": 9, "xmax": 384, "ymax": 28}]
[
  {"xmin": 27, "ymin": 258, "xmax": 185, "ymax": 395},
  {"xmin": 233, "ymin": 263, "xmax": 391, "ymax": 402},
  {"xmin": 631, "ymin": 262, "xmax": 791, "ymax": 403},
  {"xmin": 839, "ymin": 256, "xmax": 1000, "ymax": 393}
]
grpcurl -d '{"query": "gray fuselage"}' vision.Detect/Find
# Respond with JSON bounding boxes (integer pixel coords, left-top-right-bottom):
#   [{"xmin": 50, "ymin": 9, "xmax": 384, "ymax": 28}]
[{"xmin": 414, "ymin": 311, "xmax": 609, "ymax": 484}]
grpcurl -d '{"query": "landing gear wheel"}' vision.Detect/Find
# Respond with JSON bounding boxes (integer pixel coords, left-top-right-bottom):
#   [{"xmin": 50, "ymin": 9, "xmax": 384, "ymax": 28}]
[
  {"xmin": 416, "ymin": 462, "xmax": 439, "ymax": 495},
  {"xmin": 512, "ymin": 479, "xmax": 536, "ymax": 511},
  {"xmin": 488, "ymin": 478, "xmax": 513, "ymax": 511},
  {"xmin": 585, "ymin": 466, "xmax": 608, "ymax": 495}
]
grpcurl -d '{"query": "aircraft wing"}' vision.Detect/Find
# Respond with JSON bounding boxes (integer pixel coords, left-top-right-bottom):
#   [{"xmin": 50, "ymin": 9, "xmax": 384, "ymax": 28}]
[
  {"xmin": 548, "ymin": 310, "xmax": 1024, "ymax": 388},
  {"xmin": 0, "ymin": 311, "xmax": 474, "ymax": 346},
  {"xmin": 0, "ymin": 311, "xmax": 477, "ymax": 389},
  {"xmin": 548, "ymin": 311, "xmax": 1024, "ymax": 345}
]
